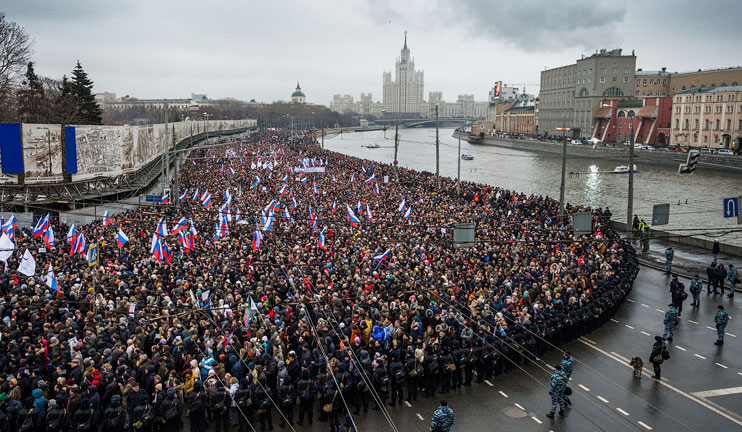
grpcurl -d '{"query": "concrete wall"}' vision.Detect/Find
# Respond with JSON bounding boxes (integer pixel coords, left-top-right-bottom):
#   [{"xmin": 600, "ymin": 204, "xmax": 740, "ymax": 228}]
[{"xmin": 609, "ymin": 220, "xmax": 742, "ymax": 256}]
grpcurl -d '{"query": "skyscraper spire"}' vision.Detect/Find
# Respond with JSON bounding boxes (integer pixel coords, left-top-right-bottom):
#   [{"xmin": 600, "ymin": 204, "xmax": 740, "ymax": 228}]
[{"xmin": 404, "ymin": 31, "xmax": 407, "ymax": 49}]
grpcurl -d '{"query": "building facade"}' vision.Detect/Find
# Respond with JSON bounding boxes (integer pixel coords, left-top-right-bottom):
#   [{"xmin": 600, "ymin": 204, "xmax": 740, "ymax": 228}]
[
  {"xmin": 592, "ymin": 97, "xmax": 672, "ymax": 145},
  {"xmin": 382, "ymin": 33, "xmax": 425, "ymax": 115},
  {"xmin": 635, "ymin": 69, "xmax": 671, "ymax": 98},
  {"xmin": 669, "ymin": 67, "xmax": 742, "ymax": 96},
  {"xmin": 539, "ymin": 48, "xmax": 636, "ymax": 138},
  {"xmin": 670, "ymin": 86, "xmax": 742, "ymax": 150}
]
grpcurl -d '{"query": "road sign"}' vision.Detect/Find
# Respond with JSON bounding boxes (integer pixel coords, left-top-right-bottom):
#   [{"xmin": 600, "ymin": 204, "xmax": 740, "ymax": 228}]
[
  {"xmin": 145, "ymin": 195, "xmax": 162, "ymax": 202},
  {"xmin": 723, "ymin": 197, "xmax": 739, "ymax": 218},
  {"xmin": 652, "ymin": 203, "xmax": 670, "ymax": 225},
  {"xmin": 87, "ymin": 243, "xmax": 99, "ymax": 267},
  {"xmin": 573, "ymin": 212, "xmax": 593, "ymax": 236},
  {"xmin": 453, "ymin": 222, "xmax": 475, "ymax": 248}
]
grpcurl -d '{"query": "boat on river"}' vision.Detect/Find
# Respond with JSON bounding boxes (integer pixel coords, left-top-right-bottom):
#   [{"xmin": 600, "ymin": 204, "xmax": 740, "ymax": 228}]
[
  {"xmin": 611, "ymin": 165, "xmax": 638, "ymax": 174},
  {"xmin": 461, "ymin": 153, "xmax": 474, "ymax": 160},
  {"xmin": 363, "ymin": 143, "xmax": 380, "ymax": 149}
]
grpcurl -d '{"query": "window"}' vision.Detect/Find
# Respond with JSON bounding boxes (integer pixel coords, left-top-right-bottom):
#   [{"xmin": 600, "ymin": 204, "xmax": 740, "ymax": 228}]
[
  {"xmin": 618, "ymin": 111, "xmax": 626, "ymax": 118},
  {"xmin": 650, "ymin": 79, "xmax": 654, "ymax": 85},
  {"xmin": 612, "ymin": 76, "xmax": 617, "ymax": 82},
  {"xmin": 624, "ymin": 76, "xmax": 629, "ymax": 83},
  {"xmin": 624, "ymin": 68, "xmax": 630, "ymax": 74},
  {"xmin": 715, "ymin": 135, "xmax": 719, "ymax": 143},
  {"xmin": 643, "ymin": 79, "xmax": 647, "ymax": 85},
  {"xmin": 705, "ymin": 119, "xmax": 710, "ymax": 130},
  {"xmin": 636, "ymin": 82, "xmax": 641, "ymax": 87},
  {"xmin": 636, "ymin": 91, "xmax": 640, "ymax": 96},
  {"xmin": 600, "ymin": 68, "xmax": 606, "ymax": 74},
  {"xmin": 727, "ymin": 119, "xmax": 732, "ymax": 130},
  {"xmin": 642, "ymin": 91, "xmax": 646, "ymax": 96},
  {"xmin": 684, "ymin": 119, "xmax": 689, "ymax": 129},
  {"xmin": 600, "ymin": 77, "xmax": 606, "ymax": 83},
  {"xmin": 675, "ymin": 119, "xmax": 680, "ymax": 129},
  {"xmin": 603, "ymin": 87, "xmax": 624, "ymax": 97},
  {"xmin": 716, "ymin": 119, "xmax": 720, "ymax": 130},
  {"xmin": 612, "ymin": 68, "xmax": 618, "ymax": 74},
  {"xmin": 579, "ymin": 88, "xmax": 589, "ymax": 97},
  {"xmin": 704, "ymin": 136, "xmax": 708, "ymax": 143},
  {"xmin": 739, "ymin": 119, "xmax": 742, "ymax": 130},
  {"xmin": 695, "ymin": 119, "xmax": 699, "ymax": 129},
  {"xmin": 663, "ymin": 79, "xmax": 667, "ymax": 85}
]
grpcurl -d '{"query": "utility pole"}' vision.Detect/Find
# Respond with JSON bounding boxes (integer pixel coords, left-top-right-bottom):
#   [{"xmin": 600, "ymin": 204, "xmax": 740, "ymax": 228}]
[
  {"xmin": 174, "ymin": 153, "xmax": 180, "ymax": 209},
  {"xmin": 627, "ymin": 122, "xmax": 635, "ymax": 237},
  {"xmin": 393, "ymin": 122, "xmax": 399, "ymax": 183},
  {"xmin": 435, "ymin": 104, "xmax": 440, "ymax": 189},
  {"xmin": 321, "ymin": 128, "xmax": 325, "ymax": 149},
  {"xmin": 556, "ymin": 127, "xmax": 570, "ymax": 216},
  {"xmin": 163, "ymin": 103, "xmax": 170, "ymax": 195},
  {"xmin": 457, "ymin": 132, "xmax": 461, "ymax": 194}
]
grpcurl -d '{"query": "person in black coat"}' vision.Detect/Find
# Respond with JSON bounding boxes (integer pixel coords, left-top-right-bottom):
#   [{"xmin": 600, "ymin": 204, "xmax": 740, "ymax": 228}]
[
  {"xmin": 296, "ymin": 369, "xmax": 315, "ymax": 426},
  {"xmin": 103, "ymin": 395, "xmax": 130, "ymax": 432},
  {"xmin": 45, "ymin": 396, "xmax": 68, "ymax": 432},
  {"xmin": 649, "ymin": 336, "xmax": 667, "ymax": 379},
  {"xmin": 159, "ymin": 388, "xmax": 183, "ymax": 432},
  {"xmin": 73, "ymin": 398, "xmax": 97, "ymax": 432},
  {"xmin": 187, "ymin": 381, "xmax": 208, "ymax": 432},
  {"xmin": 210, "ymin": 385, "xmax": 230, "ymax": 432}
]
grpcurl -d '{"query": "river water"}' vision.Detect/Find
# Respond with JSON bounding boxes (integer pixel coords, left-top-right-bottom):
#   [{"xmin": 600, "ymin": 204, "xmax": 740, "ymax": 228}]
[{"xmin": 324, "ymin": 128, "xmax": 742, "ymax": 246}]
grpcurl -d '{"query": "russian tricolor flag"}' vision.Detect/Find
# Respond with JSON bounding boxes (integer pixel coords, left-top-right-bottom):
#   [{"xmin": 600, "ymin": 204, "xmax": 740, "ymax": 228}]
[
  {"xmin": 32, "ymin": 214, "xmax": 50, "ymax": 238},
  {"xmin": 318, "ymin": 228, "xmax": 326, "ymax": 250},
  {"xmin": 373, "ymin": 249, "xmax": 391, "ymax": 262},
  {"xmin": 373, "ymin": 183, "xmax": 379, "ymax": 197},
  {"xmin": 398, "ymin": 198, "xmax": 406, "ymax": 212},
  {"xmin": 346, "ymin": 205, "xmax": 361, "ymax": 227},
  {"xmin": 102, "ymin": 211, "xmax": 111, "ymax": 228},
  {"xmin": 404, "ymin": 207, "xmax": 411, "ymax": 220},
  {"xmin": 46, "ymin": 268, "xmax": 61, "ymax": 296},
  {"xmin": 364, "ymin": 173, "xmax": 375, "ymax": 185},
  {"xmin": 71, "ymin": 233, "xmax": 85, "ymax": 255},
  {"xmin": 117, "ymin": 229, "xmax": 129, "ymax": 248},
  {"xmin": 172, "ymin": 217, "xmax": 187, "ymax": 235},
  {"xmin": 179, "ymin": 189, "xmax": 189, "ymax": 202},
  {"xmin": 366, "ymin": 204, "xmax": 372, "ymax": 220},
  {"xmin": 43, "ymin": 226, "xmax": 55, "ymax": 248},
  {"xmin": 160, "ymin": 193, "xmax": 169, "ymax": 205},
  {"xmin": 252, "ymin": 229, "xmax": 263, "ymax": 251},
  {"xmin": 202, "ymin": 192, "xmax": 212, "ymax": 209}
]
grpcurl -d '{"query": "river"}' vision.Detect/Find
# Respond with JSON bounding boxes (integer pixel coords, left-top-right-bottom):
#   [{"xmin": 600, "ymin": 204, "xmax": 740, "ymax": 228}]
[{"xmin": 323, "ymin": 127, "xmax": 742, "ymax": 247}]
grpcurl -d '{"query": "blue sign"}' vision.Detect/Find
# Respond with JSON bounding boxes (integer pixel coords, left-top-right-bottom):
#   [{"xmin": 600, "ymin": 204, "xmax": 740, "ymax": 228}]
[
  {"xmin": 723, "ymin": 197, "xmax": 739, "ymax": 218},
  {"xmin": 87, "ymin": 244, "xmax": 99, "ymax": 267},
  {"xmin": 145, "ymin": 195, "xmax": 162, "ymax": 202}
]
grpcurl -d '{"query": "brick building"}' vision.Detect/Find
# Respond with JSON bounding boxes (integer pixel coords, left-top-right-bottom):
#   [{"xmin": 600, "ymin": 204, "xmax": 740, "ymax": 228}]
[
  {"xmin": 671, "ymin": 86, "xmax": 742, "ymax": 150},
  {"xmin": 593, "ymin": 97, "xmax": 672, "ymax": 146},
  {"xmin": 495, "ymin": 103, "xmax": 536, "ymax": 135}
]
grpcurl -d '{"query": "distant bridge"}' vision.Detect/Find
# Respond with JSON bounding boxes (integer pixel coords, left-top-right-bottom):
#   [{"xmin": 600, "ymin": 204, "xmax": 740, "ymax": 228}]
[{"xmin": 373, "ymin": 117, "xmax": 480, "ymax": 128}]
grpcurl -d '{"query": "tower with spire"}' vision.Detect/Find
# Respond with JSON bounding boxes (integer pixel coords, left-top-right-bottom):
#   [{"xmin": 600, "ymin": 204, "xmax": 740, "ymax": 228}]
[
  {"xmin": 383, "ymin": 31, "xmax": 425, "ymax": 115},
  {"xmin": 291, "ymin": 82, "xmax": 306, "ymax": 104}
]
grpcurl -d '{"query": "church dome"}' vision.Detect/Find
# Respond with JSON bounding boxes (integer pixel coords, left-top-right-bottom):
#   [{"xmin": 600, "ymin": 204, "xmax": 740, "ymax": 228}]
[{"xmin": 292, "ymin": 82, "xmax": 305, "ymax": 98}]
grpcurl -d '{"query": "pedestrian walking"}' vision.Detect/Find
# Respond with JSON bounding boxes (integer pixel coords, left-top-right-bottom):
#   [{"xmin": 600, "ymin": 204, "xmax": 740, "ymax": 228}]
[
  {"xmin": 706, "ymin": 262, "xmax": 717, "ymax": 294},
  {"xmin": 649, "ymin": 336, "xmax": 668, "ymax": 379},
  {"xmin": 663, "ymin": 304, "xmax": 678, "ymax": 342},
  {"xmin": 727, "ymin": 264, "xmax": 738, "ymax": 298},
  {"xmin": 430, "ymin": 400, "xmax": 454, "ymax": 432},
  {"xmin": 712, "ymin": 239, "xmax": 720, "ymax": 263},
  {"xmin": 560, "ymin": 353, "xmax": 574, "ymax": 407},
  {"xmin": 545, "ymin": 365, "xmax": 568, "ymax": 418},
  {"xmin": 714, "ymin": 305, "xmax": 730, "ymax": 345},
  {"xmin": 665, "ymin": 247, "xmax": 674, "ymax": 274},
  {"xmin": 689, "ymin": 275, "xmax": 703, "ymax": 308}
]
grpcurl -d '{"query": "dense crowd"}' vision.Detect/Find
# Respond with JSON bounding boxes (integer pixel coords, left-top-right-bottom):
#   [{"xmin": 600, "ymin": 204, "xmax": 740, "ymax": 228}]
[{"xmin": 0, "ymin": 130, "xmax": 639, "ymax": 432}]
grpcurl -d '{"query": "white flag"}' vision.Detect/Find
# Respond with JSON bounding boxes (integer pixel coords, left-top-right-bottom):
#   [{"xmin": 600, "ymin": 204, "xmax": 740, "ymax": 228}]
[
  {"xmin": 0, "ymin": 233, "xmax": 14, "ymax": 265},
  {"xmin": 18, "ymin": 248, "xmax": 36, "ymax": 276}
]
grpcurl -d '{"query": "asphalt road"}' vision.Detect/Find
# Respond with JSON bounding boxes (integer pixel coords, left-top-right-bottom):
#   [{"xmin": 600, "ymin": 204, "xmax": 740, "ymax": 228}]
[{"xmin": 230, "ymin": 264, "xmax": 741, "ymax": 432}]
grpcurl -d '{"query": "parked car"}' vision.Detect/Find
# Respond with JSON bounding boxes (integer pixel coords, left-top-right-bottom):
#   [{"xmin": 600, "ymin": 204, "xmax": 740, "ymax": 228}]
[
  {"xmin": 699, "ymin": 147, "xmax": 713, "ymax": 153},
  {"xmin": 717, "ymin": 148, "xmax": 736, "ymax": 156}
]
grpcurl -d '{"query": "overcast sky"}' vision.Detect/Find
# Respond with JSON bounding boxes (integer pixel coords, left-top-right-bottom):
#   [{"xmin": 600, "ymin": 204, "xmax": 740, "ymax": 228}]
[{"xmin": 3, "ymin": 0, "xmax": 742, "ymax": 105}]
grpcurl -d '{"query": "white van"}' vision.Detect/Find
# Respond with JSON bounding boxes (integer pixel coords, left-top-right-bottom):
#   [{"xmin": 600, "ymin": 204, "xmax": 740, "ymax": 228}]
[{"xmin": 717, "ymin": 149, "xmax": 735, "ymax": 156}]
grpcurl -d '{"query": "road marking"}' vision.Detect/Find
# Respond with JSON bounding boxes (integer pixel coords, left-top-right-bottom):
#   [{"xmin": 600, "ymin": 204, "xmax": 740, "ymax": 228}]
[
  {"xmin": 726, "ymin": 333, "xmax": 737, "ymax": 338},
  {"xmin": 627, "ymin": 298, "xmax": 636, "ymax": 303},
  {"xmin": 641, "ymin": 331, "xmax": 651, "ymax": 336},
  {"xmin": 638, "ymin": 421, "xmax": 653, "ymax": 430},
  {"xmin": 404, "ymin": 401, "xmax": 412, "ymax": 407},
  {"xmin": 484, "ymin": 380, "xmax": 494, "ymax": 387},
  {"xmin": 692, "ymin": 386, "xmax": 742, "ymax": 398},
  {"xmin": 416, "ymin": 413, "xmax": 424, "ymax": 421},
  {"xmin": 617, "ymin": 407, "xmax": 630, "ymax": 416},
  {"xmin": 597, "ymin": 396, "xmax": 610, "ymax": 403},
  {"xmin": 695, "ymin": 354, "xmax": 707, "ymax": 360},
  {"xmin": 531, "ymin": 416, "xmax": 543, "ymax": 424},
  {"xmin": 675, "ymin": 346, "xmax": 687, "ymax": 351},
  {"xmin": 706, "ymin": 326, "xmax": 716, "ymax": 330},
  {"xmin": 610, "ymin": 318, "xmax": 619, "ymax": 323},
  {"xmin": 738, "ymin": 372, "xmax": 742, "ymax": 377},
  {"xmin": 582, "ymin": 337, "xmax": 597, "ymax": 344},
  {"xmin": 656, "ymin": 309, "xmax": 665, "ymax": 313},
  {"xmin": 514, "ymin": 403, "xmax": 525, "ymax": 410},
  {"xmin": 499, "ymin": 391, "xmax": 509, "ymax": 398},
  {"xmin": 578, "ymin": 384, "xmax": 591, "ymax": 392},
  {"xmin": 641, "ymin": 303, "xmax": 649, "ymax": 308},
  {"xmin": 610, "ymin": 351, "xmax": 631, "ymax": 363},
  {"xmin": 578, "ymin": 337, "xmax": 742, "ymax": 427},
  {"xmin": 688, "ymin": 320, "xmax": 699, "ymax": 324},
  {"xmin": 544, "ymin": 363, "xmax": 556, "ymax": 371},
  {"xmin": 625, "ymin": 324, "xmax": 635, "ymax": 329},
  {"xmin": 715, "ymin": 363, "xmax": 729, "ymax": 369}
]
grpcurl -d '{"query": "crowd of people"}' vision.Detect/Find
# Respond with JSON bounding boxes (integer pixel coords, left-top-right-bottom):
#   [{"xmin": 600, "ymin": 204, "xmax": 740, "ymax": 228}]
[{"xmin": 0, "ymin": 129, "xmax": 639, "ymax": 432}]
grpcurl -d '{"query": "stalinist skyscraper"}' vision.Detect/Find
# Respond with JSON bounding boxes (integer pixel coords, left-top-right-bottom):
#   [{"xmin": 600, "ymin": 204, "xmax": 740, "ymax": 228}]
[{"xmin": 383, "ymin": 32, "xmax": 425, "ymax": 116}]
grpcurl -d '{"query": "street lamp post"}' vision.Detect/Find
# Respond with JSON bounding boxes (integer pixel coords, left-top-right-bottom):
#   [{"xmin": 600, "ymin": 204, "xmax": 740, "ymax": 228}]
[{"xmin": 627, "ymin": 112, "xmax": 635, "ymax": 238}]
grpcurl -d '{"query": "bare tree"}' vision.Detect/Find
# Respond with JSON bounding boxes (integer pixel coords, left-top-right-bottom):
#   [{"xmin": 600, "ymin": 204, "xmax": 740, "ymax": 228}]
[{"xmin": 0, "ymin": 12, "xmax": 33, "ymax": 122}]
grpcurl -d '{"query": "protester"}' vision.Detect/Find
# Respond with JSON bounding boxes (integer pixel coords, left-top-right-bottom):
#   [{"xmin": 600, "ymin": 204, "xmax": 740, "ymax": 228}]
[{"xmin": 0, "ymin": 130, "xmax": 638, "ymax": 431}]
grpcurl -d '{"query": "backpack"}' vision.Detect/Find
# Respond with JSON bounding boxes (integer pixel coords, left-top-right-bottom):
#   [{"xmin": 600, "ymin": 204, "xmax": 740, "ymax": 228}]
[
  {"xmin": 379, "ymin": 373, "xmax": 390, "ymax": 386},
  {"xmin": 393, "ymin": 365, "xmax": 405, "ymax": 381},
  {"xmin": 188, "ymin": 392, "xmax": 204, "ymax": 412},
  {"xmin": 20, "ymin": 409, "xmax": 35, "ymax": 432},
  {"xmin": 212, "ymin": 393, "xmax": 227, "ymax": 413}
]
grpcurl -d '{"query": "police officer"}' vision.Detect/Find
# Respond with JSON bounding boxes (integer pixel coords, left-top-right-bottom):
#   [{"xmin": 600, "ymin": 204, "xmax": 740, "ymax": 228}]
[
  {"xmin": 689, "ymin": 274, "xmax": 703, "ymax": 308},
  {"xmin": 188, "ymin": 381, "xmax": 208, "ymax": 432},
  {"xmin": 663, "ymin": 304, "xmax": 679, "ymax": 342},
  {"xmin": 665, "ymin": 247, "xmax": 674, "ymax": 274},
  {"xmin": 296, "ymin": 370, "xmax": 315, "ymax": 425},
  {"xmin": 560, "ymin": 353, "xmax": 574, "ymax": 406},
  {"xmin": 277, "ymin": 375, "xmax": 295, "ymax": 429},
  {"xmin": 714, "ymin": 305, "xmax": 730, "ymax": 345},
  {"xmin": 545, "ymin": 365, "xmax": 568, "ymax": 418}
]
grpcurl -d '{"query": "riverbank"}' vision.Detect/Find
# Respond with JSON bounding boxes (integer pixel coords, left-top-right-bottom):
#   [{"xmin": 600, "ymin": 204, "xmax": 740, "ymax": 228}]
[{"xmin": 453, "ymin": 131, "xmax": 742, "ymax": 174}]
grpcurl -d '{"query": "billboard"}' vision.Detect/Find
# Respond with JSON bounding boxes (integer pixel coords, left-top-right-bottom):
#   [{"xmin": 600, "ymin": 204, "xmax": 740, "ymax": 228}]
[{"xmin": 494, "ymin": 81, "xmax": 502, "ymax": 98}]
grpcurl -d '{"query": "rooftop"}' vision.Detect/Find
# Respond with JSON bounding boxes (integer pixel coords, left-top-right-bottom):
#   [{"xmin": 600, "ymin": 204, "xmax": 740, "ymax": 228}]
[
  {"xmin": 673, "ymin": 65, "xmax": 742, "ymax": 75},
  {"xmin": 675, "ymin": 85, "xmax": 742, "ymax": 95}
]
